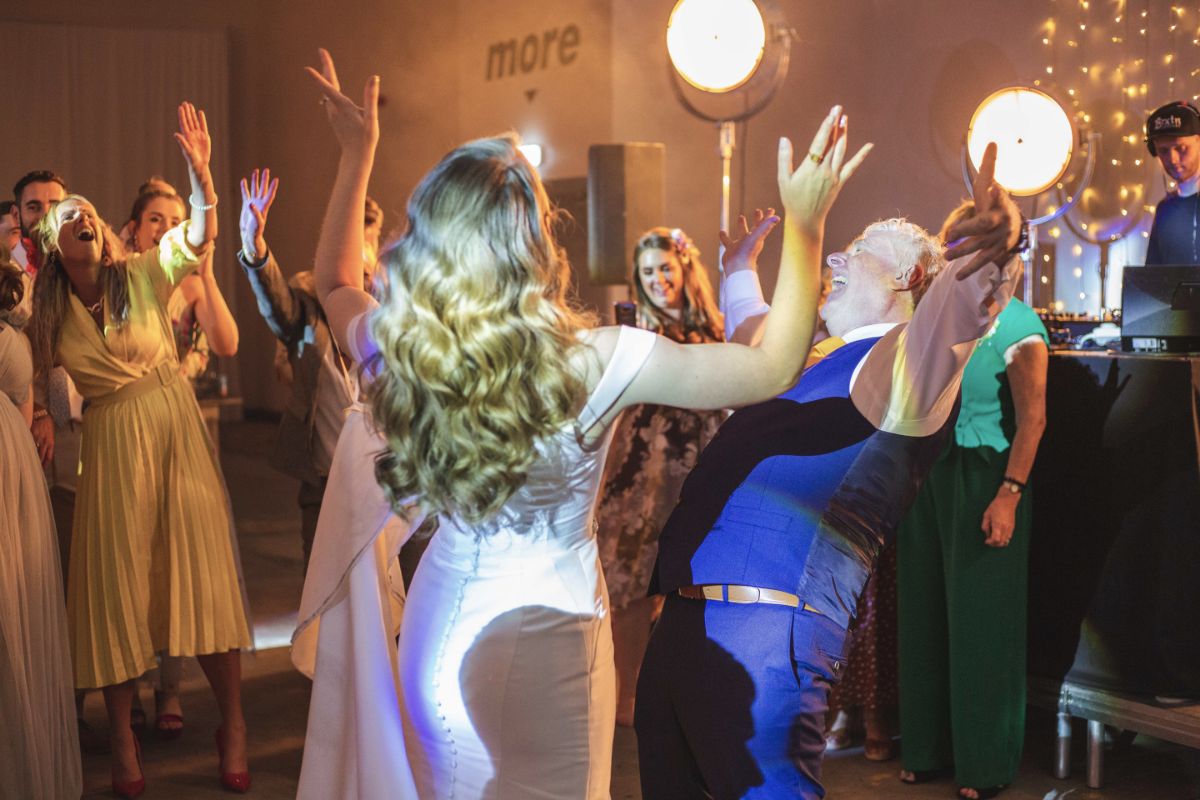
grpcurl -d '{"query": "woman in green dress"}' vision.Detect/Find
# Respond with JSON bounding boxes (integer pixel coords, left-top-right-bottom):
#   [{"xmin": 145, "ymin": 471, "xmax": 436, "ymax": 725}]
[
  {"xmin": 897, "ymin": 202, "xmax": 1049, "ymax": 800},
  {"xmin": 28, "ymin": 103, "xmax": 252, "ymax": 797}
]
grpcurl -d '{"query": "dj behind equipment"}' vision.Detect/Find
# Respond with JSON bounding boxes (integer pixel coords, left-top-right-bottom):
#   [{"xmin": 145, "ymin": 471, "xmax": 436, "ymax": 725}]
[{"xmin": 1144, "ymin": 100, "xmax": 1200, "ymax": 266}]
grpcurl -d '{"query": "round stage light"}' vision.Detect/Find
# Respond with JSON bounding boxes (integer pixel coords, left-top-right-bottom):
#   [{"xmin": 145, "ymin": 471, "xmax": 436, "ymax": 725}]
[
  {"xmin": 667, "ymin": 0, "xmax": 766, "ymax": 93},
  {"xmin": 967, "ymin": 86, "xmax": 1074, "ymax": 196}
]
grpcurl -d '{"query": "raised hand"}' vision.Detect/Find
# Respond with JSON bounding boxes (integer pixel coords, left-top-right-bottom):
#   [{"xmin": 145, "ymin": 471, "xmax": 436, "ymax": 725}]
[
  {"xmin": 239, "ymin": 168, "xmax": 279, "ymax": 262},
  {"xmin": 944, "ymin": 142, "xmax": 1023, "ymax": 279},
  {"xmin": 175, "ymin": 101, "xmax": 217, "ymax": 247},
  {"xmin": 720, "ymin": 208, "xmax": 780, "ymax": 276},
  {"xmin": 777, "ymin": 106, "xmax": 873, "ymax": 236},
  {"xmin": 304, "ymin": 48, "xmax": 379, "ymax": 159},
  {"xmin": 173, "ymin": 101, "xmax": 212, "ymax": 179}
]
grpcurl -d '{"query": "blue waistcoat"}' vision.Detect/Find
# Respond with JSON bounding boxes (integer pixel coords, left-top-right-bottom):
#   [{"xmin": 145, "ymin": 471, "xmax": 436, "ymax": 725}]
[{"xmin": 652, "ymin": 336, "xmax": 957, "ymax": 629}]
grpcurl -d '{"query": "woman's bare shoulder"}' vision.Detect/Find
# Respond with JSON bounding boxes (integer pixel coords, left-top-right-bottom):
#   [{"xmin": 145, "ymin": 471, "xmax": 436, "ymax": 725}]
[{"xmin": 573, "ymin": 325, "xmax": 623, "ymax": 391}]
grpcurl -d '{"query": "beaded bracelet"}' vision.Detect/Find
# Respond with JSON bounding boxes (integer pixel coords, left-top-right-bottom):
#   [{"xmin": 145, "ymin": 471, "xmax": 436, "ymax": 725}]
[{"xmin": 190, "ymin": 194, "xmax": 219, "ymax": 211}]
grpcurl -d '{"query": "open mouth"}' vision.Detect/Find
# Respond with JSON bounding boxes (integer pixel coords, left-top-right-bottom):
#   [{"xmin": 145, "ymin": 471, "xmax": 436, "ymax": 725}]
[
  {"xmin": 830, "ymin": 275, "xmax": 848, "ymax": 292},
  {"xmin": 77, "ymin": 229, "xmax": 96, "ymax": 242}
]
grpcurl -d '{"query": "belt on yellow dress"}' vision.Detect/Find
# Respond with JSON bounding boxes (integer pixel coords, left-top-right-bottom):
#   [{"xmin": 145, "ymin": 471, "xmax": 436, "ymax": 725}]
[
  {"xmin": 677, "ymin": 584, "xmax": 821, "ymax": 613},
  {"xmin": 88, "ymin": 361, "xmax": 177, "ymax": 408}
]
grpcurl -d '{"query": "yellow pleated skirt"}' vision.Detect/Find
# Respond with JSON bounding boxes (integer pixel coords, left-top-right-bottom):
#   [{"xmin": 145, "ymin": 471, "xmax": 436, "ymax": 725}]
[{"xmin": 67, "ymin": 365, "xmax": 252, "ymax": 688}]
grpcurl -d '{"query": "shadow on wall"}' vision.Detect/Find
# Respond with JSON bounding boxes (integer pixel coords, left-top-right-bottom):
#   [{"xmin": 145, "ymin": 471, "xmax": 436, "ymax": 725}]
[{"xmin": 928, "ymin": 39, "xmax": 1022, "ymax": 189}]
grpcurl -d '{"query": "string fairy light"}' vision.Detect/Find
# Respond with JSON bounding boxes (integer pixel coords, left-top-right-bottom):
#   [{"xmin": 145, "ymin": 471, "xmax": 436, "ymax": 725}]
[{"xmin": 1038, "ymin": 0, "xmax": 1200, "ymax": 313}]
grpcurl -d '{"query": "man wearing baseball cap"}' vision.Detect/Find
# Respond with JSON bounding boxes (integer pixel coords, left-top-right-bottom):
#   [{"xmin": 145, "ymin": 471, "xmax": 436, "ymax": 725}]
[{"xmin": 1144, "ymin": 101, "xmax": 1200, "ymax": 265}]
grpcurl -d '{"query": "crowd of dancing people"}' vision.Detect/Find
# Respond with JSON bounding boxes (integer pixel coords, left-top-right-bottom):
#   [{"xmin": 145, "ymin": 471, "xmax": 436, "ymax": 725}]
[{"xmin": 0, "ymin": 47, "xmax": 1043, "ymax": 800}]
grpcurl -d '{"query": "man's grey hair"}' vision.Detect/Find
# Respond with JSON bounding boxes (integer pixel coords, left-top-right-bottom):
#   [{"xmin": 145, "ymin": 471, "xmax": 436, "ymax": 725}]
[{"xmin": 861, "ymin": 217, "xmax": 944, "ymax": 306}]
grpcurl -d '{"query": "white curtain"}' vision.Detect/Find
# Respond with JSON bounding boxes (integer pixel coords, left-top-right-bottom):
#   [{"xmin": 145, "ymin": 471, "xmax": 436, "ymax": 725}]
[{"xmin": 1, "ymin": 22, "xmax": 238, "ymax": 378}]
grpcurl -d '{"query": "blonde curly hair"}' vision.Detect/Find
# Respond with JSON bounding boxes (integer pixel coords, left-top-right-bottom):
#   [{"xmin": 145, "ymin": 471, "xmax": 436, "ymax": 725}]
[{"xmin": 368, "ymin": 134, "xmax": 594, "ymax": 523}]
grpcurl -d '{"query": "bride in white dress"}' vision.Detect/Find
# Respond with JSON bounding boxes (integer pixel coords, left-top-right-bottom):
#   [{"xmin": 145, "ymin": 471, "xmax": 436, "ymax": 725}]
[{"xmin": 294, "ymin": 49, "xmax": 870, "ymax": 799}]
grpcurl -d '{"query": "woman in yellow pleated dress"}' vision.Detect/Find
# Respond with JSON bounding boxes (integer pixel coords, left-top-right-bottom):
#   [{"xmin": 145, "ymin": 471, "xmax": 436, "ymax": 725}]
[{"xmin": 27, "ymin": 102, "xmax": 252, "ymax": 796}]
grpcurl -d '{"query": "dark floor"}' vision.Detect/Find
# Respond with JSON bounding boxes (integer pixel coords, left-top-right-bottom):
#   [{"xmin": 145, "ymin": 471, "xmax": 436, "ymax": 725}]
[{"xmin": 79, "ymin": 420, "xmax": 1200, "ymax": 798}]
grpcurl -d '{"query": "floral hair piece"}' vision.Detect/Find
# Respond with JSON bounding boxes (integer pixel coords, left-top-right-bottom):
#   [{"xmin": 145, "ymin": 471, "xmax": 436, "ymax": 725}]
[{"xmin": 669, "ymin": 227, "xmax": 694, "ymax": 263}]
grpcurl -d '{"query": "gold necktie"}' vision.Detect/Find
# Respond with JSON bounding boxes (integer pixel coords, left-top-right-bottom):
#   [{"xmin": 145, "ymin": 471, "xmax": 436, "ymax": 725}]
[{"xmin": 804, "ymin": 336, "xmax": 846, "ymax": 370}]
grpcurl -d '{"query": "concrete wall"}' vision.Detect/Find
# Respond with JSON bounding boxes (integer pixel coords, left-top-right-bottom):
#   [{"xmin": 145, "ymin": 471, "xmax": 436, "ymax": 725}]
[{"xmin": 3, "ymin": 1, "xmax": 1053, "ymax": 411}]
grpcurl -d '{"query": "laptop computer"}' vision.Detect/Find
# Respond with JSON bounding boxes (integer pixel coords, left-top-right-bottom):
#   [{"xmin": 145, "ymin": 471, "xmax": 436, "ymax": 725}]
[{"xmin": 1120, "ymin": 265, "xmax": 1200, "ymax": 353}]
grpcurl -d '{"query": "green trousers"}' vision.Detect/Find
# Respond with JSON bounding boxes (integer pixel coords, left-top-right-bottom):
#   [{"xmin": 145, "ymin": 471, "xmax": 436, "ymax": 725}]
[{"xmin": 897, "ymin": 443, "xmax": 1031, "ymax": 789}]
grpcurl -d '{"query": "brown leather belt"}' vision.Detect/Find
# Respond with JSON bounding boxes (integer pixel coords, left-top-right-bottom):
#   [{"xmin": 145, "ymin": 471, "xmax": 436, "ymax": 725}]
[{"xmin": 677, "ymin": 584, "xmax": 820, "ymax": 613}]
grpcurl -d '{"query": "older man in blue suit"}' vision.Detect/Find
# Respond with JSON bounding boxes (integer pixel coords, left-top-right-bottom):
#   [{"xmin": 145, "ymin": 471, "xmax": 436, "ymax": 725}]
[{"xmin": 635, "ymin": 143, "xmax": 1024, "ymax": 800}]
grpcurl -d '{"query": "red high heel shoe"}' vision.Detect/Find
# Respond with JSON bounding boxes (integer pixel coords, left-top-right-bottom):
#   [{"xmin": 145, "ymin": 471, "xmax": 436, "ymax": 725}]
[
  {"xmin": 215, "ymin": 726, "xmax": 252, "ymax": 793},
  {"xmin": 112, "ymin": 732, "xmax": 145, "ymax": 799}
]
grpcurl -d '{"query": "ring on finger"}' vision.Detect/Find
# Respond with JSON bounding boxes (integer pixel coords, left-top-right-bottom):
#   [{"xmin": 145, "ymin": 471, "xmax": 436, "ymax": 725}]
[{"xmin": 808, "ymin": 151, "xmax": 824, "ymax": 165}]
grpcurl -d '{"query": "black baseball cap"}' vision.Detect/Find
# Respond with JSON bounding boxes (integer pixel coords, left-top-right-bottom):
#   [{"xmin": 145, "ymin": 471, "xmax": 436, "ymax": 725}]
[{"xmin": 1145, "ymin": 101, "xmax": 1200, "ymax": 140}]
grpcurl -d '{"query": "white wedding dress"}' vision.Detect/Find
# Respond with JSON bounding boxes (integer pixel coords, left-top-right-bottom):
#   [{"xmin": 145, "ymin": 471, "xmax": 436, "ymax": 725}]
[{"xmin": 294, "ymin": 323, "xmax": 656, "ymax": 800}]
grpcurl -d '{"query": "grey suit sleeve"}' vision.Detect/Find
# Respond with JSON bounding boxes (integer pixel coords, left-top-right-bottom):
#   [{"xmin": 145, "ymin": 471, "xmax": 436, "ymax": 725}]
[{"xmin": 239, "ymin": 250, "xmax": 308, "ymax": 347}]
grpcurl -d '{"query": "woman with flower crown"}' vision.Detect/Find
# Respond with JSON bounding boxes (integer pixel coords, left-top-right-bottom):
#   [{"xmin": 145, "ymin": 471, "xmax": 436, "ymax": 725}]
[{"xmin": 595, "ymin": 216, "xmax": 778, "ymax": 726}]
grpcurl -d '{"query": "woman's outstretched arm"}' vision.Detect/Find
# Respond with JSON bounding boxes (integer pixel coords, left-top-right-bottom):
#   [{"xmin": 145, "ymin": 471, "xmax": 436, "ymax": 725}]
[
  {"xmin": 606, "ymin": 106, "xmax": 872, "ymax": 416},
  {"xmin": 174, "ymin": 101, "xmax": 218, "ymax": 250},
  {"xmin": 305, "ymin": 48, "xmax": 380, "ymax": 355}
]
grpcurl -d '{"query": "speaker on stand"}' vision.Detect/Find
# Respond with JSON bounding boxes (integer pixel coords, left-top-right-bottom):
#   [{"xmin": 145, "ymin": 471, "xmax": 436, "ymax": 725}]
[{"xmin": 587, "ymin": 143, "xmax": 666, "ymax": 288}]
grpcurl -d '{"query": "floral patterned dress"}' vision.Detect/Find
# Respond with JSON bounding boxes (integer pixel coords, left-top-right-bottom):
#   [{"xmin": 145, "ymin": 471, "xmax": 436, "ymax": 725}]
[
  {"xmin": 830, "ymin": 542, "xmax": 898, "ymax": 713},
  {"xmin": 595, "ymin": 324, "xmax": 724, "ymax": 610}
]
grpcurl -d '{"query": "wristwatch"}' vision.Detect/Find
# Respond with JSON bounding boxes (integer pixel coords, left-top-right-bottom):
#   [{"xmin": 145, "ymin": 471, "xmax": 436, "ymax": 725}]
[
  {"xmin": 1002, "ymin": 476, "xmax": 1025, "ymax": 494},
  {"xmin": 1007, "ymin": 219, "xmax": 1030, "ymax": 256}
]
